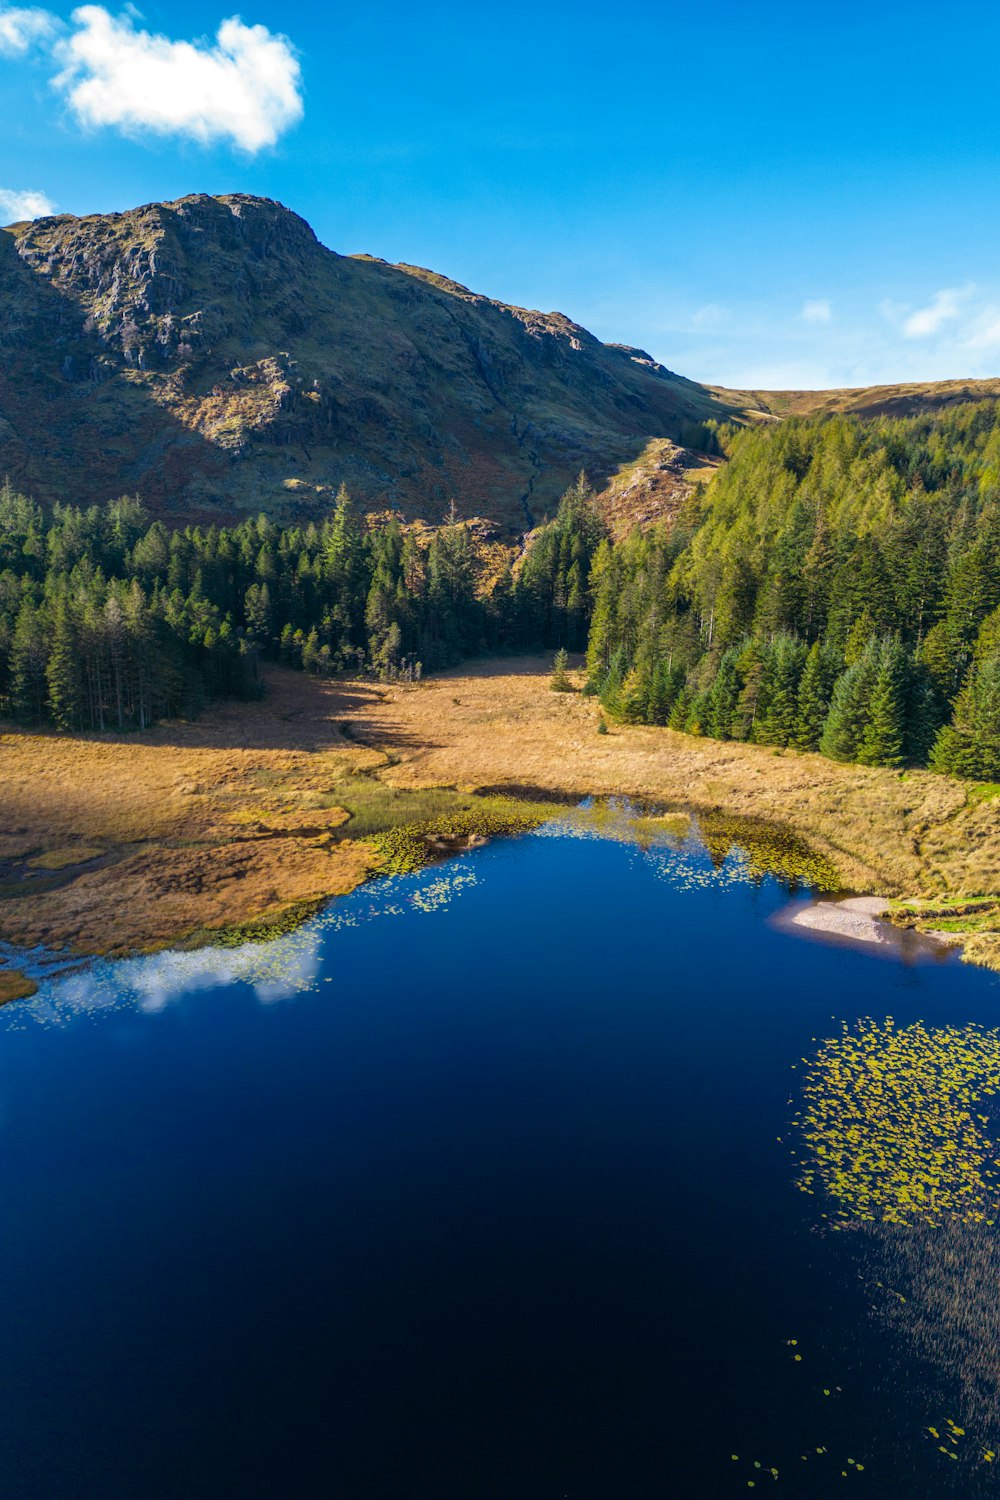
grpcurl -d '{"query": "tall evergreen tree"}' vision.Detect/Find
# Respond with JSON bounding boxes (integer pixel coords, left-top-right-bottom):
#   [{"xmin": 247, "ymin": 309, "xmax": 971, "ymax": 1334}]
[
  {"xmin": 819, "ymin": 642, "xmax": 881, "ymax": 762},
  {"xmin": 857, "ymin": 639, "xmax": 908, "ymax": 767},
  {"xmin": 10, "ymin": 600, "xmax": 47, "ymax": 723},
  {"xmin": 792, "ymin": 641, "xmax": 838, "ymax": 752},
  {"xmin": 45, "ymin": 598, "xmax": 83, "ymax": 730},
  {"xmin": 930, "ymin": 656, "xmax": 1000, "ymax": 780}
]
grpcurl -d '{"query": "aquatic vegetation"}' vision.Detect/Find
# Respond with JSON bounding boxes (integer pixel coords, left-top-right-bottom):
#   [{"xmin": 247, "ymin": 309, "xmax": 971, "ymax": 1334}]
[
  {"xmin": 860, "ymin": 1220, "xmax": 1000, "ymax": 1468},
  {"xmin": 697, "ymin": 812, "xmax": 842, "ymax": 892},
  {"xmin": 329, "ymin": 776, "xmax": 490, "ymax": 839},
  {"xmin": 201, "ymin": 898, "xmax": 330, "ymax": 950},
  {"xmin": 728, "ymin": 1444, "xmax": 865, "ymax": 1488},
  {"xmin": 368, "ymin": 800, "xmax": 553, "ymax": 875},
  {"xmin": 793, "ymin": 1019, "xmax": 1000, "ymax": 1474},
  {"xmin": 537, "ymin": 798, "xmax": 842, "ymax": 895},
  {"xmin": 796, "ymin": 1019, "xmax": 1000, "ymax": 1227}
]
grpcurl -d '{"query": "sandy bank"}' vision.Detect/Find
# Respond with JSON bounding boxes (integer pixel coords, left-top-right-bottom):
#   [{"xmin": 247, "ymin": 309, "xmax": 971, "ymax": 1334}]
[{"xmin": 774, "ymin": 896, "xmax": 956, "ymax": 961}]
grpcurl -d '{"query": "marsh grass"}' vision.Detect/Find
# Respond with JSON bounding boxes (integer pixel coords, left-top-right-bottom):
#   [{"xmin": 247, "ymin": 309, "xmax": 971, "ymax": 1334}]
[
  {"xmin": 889, "ymin": 897, "xmax": 1000, "ymax": 955},
  {"xmin": 199, "ymin": 898, "xmax": 330, "ymax": 950},
  {"xmin": 329, "ymin": 776, "xmax": 485, "ymax": 839},
  {"xmin": 0, "ymin": 969, "xmax": 38, "ymax": 1004},
  {"xmin": 27, "ymin": 845, "xmax": 107, "ymax": 871},
  {"xmin": 967, "ymin": 783, "xmax": 1000, "ymax": 808},
  {"xmin": 369, "ymin": 798, "xmax": 558, "ymax": 875}
]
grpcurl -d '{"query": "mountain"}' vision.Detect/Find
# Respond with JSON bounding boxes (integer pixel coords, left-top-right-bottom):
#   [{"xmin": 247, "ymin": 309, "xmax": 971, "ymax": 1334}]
[
  {"xmin": 0, "ymin": 193, "xmax": 739, "ymax": 531},
  {"xmin": 5, "ymin": 191, "xmax": 1000, "ymax": 534}
]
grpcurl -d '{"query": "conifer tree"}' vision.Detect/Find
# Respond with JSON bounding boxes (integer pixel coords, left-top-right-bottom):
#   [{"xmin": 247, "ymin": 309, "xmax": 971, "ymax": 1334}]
[
  {"xmin": 819, "ymin": 641, "xmax": 881, "ymax": 762},
  {"xmin": 550, "ymin": 647, "xmax": 572, "ymax": 692},
  {"xmin": 646, "ymin": 661, "xmax": 684, "ymax": 725},
  {"xmin": 857, "ymin": 639, "xmax": 908, "ymax": 767},
  {"xmin": 732, "ymin": 640, "xmax": 766, "ymax": 740},
  {"xmin": 685, "ymin": 688, "xmax": 713, "ymax": 735},
  {"xmin": 10, "ymin": 600, "xmax": 47, "ymax": 723},
  {"xmin": 930, "ymin": 656, "xmax": 1000, "ymax": 780},
  {"xmin": 974, "ymin": 605, "xmax": 1000, "ymax": 663},
  {"xmin": 792, "ymin": 641, "xmax": 838, "ymax": 752},
  {"xmin": 754, "ymin": 635, "xmax": 807, "ymax": 746},
  {"xmin": 45, "ymin": 598, "xmax": 83, "ymax": 731},
  {"xmin": 706, "ymin": 647, "xmax": 742, "ymax": 739},
  {"xmin": 668, "ymin": 684, "xmax": 692, "ymax": 730},
  {"xmin": 584, "ymin": 540, "xmax": 614, "ymax": 671},
  {"xmin": 904, "ymin": 665, "xmax": 944, "ymax": 766}
]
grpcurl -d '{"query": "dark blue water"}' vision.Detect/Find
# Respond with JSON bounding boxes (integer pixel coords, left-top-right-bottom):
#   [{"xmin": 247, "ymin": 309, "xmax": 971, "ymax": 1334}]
[{"xmin": 0, "ymin": 822, "xmax": 996, "ymax": 1499}]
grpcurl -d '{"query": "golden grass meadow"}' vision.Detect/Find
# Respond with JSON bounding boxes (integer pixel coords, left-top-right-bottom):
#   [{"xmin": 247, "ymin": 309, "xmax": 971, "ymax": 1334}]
[{"xmin": 1, "ymin": 656, "xmax": 998, "ymax": 995}]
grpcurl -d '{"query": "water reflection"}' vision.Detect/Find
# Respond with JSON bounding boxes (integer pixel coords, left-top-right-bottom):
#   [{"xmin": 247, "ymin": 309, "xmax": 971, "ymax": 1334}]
[
  {"xmin": 864, "ymin": 1222, "xmax": 1000, "ymax": 1464},
  {"xmin": 0, "ymin": 808, "xmax": 997, "ymax": 1497},
  {"xmin": 5, "ymin": 802, "xmax": 834, "ymax": 1029},
  {"xmin": 5, "ymin": 861, "xmax": 480, "ymax": 1026}
]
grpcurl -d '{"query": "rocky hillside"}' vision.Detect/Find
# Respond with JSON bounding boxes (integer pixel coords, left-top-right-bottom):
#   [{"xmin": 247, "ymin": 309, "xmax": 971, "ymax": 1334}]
[{"xmin": 0, "ymin": 193, "xmax": 739, "ymax": 530}]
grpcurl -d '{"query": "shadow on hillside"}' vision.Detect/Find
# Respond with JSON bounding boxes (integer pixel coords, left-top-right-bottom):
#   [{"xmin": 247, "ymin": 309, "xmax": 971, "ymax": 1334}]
[{"xmin": 0, "ymin": 228, "xmax": 232, "ymax": 521}]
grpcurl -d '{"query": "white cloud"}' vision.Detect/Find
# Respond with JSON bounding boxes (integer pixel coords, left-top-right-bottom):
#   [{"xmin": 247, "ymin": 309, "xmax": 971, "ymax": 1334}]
[
  {"xmin": 902, "ymin": 285, "xmax": 970, "ymax": 338},
  {"xmin": 0, "ymin": 185, "xmax": 56, "ymax": 220},
  {"xmin": 0, "ymin": 5, "xmax": 56, "ymax": 56},
  {"xmin": 801, "ymin": 299, "xmax": 831, "ymax": 324},
  {"xmin": 53, "ymin": 6, "xmax": 303, "ymax": 152}
]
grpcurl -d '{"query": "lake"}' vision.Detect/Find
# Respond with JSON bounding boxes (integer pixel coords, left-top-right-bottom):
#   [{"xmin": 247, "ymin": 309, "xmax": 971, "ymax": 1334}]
[{"xmin": 0, "ymin": 809, "xmax": 997, "ymax": 1498}]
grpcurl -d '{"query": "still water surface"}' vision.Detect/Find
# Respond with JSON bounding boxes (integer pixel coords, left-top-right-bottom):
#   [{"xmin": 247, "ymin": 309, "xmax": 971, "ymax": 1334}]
[{"xmin": 0, "ymin": 814, "xmax": 997, "ymax": 1498}]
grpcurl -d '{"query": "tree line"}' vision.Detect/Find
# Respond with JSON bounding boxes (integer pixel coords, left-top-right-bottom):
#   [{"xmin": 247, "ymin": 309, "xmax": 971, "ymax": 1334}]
[
  {"xmin": 0, "ymin": 475, "xmax": 603, "ymax": 732},
  {"xmin": 7, "ymin": 399, "xmax": 1000, "ymax": 782},
  {"xmin": 584, "ymin": 402, "xmax": 1000, "ymax": 780}
]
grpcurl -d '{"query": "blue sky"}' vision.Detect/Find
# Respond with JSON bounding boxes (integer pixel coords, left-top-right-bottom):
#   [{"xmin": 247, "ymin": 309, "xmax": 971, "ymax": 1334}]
[{"xmin": 3, "ymin": 0, "xmax": 1000, "ymax": 389}]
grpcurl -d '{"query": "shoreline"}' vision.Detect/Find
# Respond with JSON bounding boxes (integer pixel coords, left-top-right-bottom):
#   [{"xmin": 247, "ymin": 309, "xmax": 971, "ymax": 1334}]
[
  {"xmin": 1, "ymin": 659, "xmax": 998, "ymax": 993},
  {"xmin": 772, "ymin": 895, "xmax": 958, "ymax": 963}
]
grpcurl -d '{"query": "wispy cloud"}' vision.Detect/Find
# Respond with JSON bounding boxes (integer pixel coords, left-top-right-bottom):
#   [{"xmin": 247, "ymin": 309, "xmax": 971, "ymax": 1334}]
[
  {"xmin": 623, "ymin": 280, "xmax": 1000, "ymax": 391},
  {"xmin": 901, "ymin": 285, "xmax": 972, "ymax": 338},
  {"xmin": 0, "ymin": 5, "xmax": 55, "ymax": 56},
  {"xmin": 0, "ymin": 185, "xmax": 55, "ymax": 220},
  {"xmin": 801, "ymin": 299, "xmax": 831, "ymax": 324},
  {"xmin": 0, "ymin": 4, "xmax": 303, "ymax": 152}
]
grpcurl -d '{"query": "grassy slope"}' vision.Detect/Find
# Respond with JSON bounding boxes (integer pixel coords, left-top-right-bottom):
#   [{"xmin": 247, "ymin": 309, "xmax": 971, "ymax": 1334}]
[{"xmin": 713, "ymin": 376, "xmax": 1000, "ymax": 421}]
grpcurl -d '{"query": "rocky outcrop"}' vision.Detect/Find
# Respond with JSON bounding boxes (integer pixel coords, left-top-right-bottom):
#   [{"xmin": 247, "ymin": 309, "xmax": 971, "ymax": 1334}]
[{"xmin": 0, "ymin": 193, "xmax": 738, "ymax": 528}]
